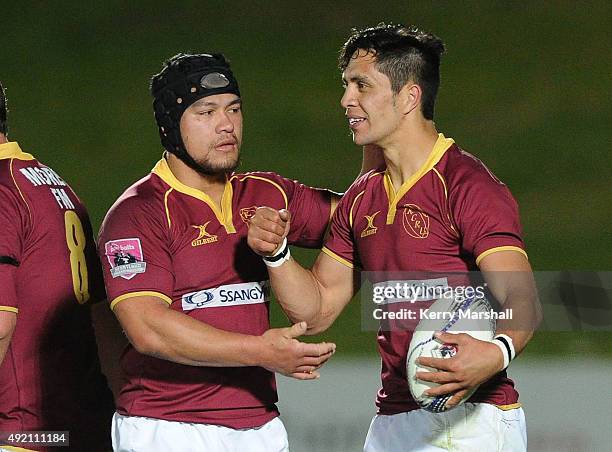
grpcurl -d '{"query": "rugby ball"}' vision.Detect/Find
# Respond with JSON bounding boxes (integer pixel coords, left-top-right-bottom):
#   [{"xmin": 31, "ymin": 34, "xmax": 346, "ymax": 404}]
[{"xmin": 406, "ymin": 294, "xmax": 495, "ymax": 412}]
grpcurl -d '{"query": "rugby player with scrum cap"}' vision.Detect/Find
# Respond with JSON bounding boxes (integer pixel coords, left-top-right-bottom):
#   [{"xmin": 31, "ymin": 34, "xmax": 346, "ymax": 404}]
[
  {"xmin": 98, "ymin": 53, "xmax": 382, "ymax": 451},
  {"xmin": 247, "ymin": 24, "xmax": 541, "ymax": 451}
]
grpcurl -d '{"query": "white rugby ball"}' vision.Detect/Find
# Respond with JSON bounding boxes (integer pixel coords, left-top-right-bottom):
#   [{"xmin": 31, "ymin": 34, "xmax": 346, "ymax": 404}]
[{"xmin": 406, "ymin": 294, "xmax": 495, "ymax": 412}]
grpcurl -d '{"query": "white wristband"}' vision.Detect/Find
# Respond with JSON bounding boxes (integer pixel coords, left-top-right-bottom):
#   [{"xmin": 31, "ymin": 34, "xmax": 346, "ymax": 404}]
[
  {"xmin": 492, "ymin": 334, "xmax": 516, "ymax": 370},
  {"xmin": 262, "ymin": 238, "xmax": 291, "ymax": 267}
]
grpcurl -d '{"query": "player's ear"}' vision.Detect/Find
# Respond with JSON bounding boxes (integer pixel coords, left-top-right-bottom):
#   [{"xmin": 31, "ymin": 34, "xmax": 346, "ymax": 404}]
[{"xmin": 397, "ymin": 83, "xmax": 421, "ymax": 116}]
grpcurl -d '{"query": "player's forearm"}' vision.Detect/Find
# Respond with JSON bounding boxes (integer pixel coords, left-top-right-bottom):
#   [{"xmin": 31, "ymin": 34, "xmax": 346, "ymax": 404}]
[
  {"xmin": 267, "ymin": 258, "xmax": 325, "ymax": 332},
  {"xmin": 495, "ymin": 293, "xmax": 542, "ymax": 357},
  {"xmin": 479, "ymin": 255, "xmax": 542, "ymax": 360},
  {"xmin": 122, "ymin": 305, "xmax": 266, "ymax": 368},
  {"xmin": 494, "ymin": 280, "xmax": 542, "ymax": 357},
  {"xmin": 0, "ymin": 312, "xmax": 16, "ymax": 366},
  {"xmin": 0, "ymin": 338, "xmax": 10, "ymax": 365}
]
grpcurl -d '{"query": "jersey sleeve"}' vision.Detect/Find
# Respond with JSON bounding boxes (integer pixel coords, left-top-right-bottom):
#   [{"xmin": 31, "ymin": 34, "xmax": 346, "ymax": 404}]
[
  {"xmin": 97, "ymin": 195, "xmax": 174, "ymax": 310},
  {"xmin": 322, "ymin": 179, "xmax": 365, "ymax": 269},
  {"xmin": 78, "ymin": 203, "xmax": 107, "ymax": 305},
  {"xmin": 0, "ymin": 183, "xmax": 28, "ymax": 312},
  {"xmin": 268, "ymin": 174, "xmax": 333, "ymax": 248},
  {"xmin": 449, "ymin": 164, "xmax": 526, "ymax": 266}
]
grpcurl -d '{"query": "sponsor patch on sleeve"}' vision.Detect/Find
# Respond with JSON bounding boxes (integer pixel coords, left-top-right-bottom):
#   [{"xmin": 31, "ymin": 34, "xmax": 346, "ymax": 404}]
[
  {"xmin": 105, "ymin": 238, "xmax": 147, "ymax": 280},
  {"xmin": 182, "ymin": 281, "xmax": 270, "ymax": 311}
]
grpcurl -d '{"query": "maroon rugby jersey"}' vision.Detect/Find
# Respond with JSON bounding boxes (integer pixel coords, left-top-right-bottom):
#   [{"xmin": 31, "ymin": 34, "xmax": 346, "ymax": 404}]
[
  {"xmin": 98, "ymin": 156, "xmax": 331, "ymax": 429},
  {"xmin": 324, "ymin": 134, "xmax": 527, "ymax": 414},
  {"xmin": 0, "ymin": 142, "xmax": 114, "ymax": 451}
]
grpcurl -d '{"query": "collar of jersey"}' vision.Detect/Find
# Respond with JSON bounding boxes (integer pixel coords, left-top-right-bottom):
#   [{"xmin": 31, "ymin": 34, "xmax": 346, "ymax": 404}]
[
  {"xmin": 0, "ymin": 141, "xmax": 35, "ymax": 161},
  {"xmin": 383, "ymin": 133, "xmax": 454, "ymax": 224},
  {"xmin": 151, "ymin": 156, "xmax": 236, "ymax": 234}
]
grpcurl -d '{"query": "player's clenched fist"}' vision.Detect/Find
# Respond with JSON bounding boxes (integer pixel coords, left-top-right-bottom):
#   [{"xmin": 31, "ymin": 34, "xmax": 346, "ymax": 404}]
[
  {"xmin": 258, "ymin": 322, "xmax": 336, "ymax": 380},
  {"xmin": 247, "ymin": 207, "xmax": 291, "ymax": 256}
]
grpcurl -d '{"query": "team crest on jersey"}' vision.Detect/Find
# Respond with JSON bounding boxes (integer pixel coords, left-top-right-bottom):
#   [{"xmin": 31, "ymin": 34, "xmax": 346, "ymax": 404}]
[
  {"xmin": 105, "ymin": 238, "xmax": 146, "ymax": 280},
  {"xmin": 240, "ymin": 206, "xmax": 258, "ymax": 223},
  {"xmin": 361, "ymin": 211, "xmax": 380, "ymax": 238},
  {"xmin": 192, "ymin": 221, "xmax": 218, "ymax": 246},
  {"xmin": 402, "ymin": 204, "xmax": 430, "ymax": 239}
]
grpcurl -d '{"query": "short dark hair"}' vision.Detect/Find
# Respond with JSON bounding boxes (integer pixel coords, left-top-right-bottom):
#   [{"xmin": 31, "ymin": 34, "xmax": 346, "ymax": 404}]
[
  {"xmin": 339, "ymin": 23, "xmax": 445, "ymax": 120},
  {"xmin": 0, "ymin": 81, "xmax": 7, "ymax": 135}
]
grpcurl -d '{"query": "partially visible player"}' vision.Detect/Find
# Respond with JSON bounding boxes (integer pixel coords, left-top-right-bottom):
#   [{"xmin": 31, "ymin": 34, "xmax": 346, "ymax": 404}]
[
  {"xmin": 0, "ymin": 80, "xmax": 115, "ymax": 451},
  {"xmin": 248, "ymin": 24, "xmax": 541, "ymax": 451},
  {"xmin": 97, "ymin": 53, "xmax": 372, "ymax": 452}
]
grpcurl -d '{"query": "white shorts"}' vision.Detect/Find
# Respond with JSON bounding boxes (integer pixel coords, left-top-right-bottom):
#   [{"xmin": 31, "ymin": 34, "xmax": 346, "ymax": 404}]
[
  {"xmin": 111, "ymin": 412, "xmax": 289, "ymax": 452},
  {"xmin": 364, "ymin": 403, "xmax": 526, "ymax": 452}
]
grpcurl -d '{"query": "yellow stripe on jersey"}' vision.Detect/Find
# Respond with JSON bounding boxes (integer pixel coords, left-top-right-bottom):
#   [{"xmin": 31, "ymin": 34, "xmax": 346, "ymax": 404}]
[
  {"xmin": 475, "ymin": 246, "xmax": 528, "ymax": 266},
  {"xmin": 322, "ymin": 246, "xmax": 354, "ymax": 269},
  {"xmin": 231, "ymin": 174, "xmax": 288, "ymax": 210},
  {"xmin": 384, "ymin": 134, "xmax": 455, "ymax": 224},
  {"xmin": 0, "ymin": 306, "xmax": 18, "ymax": 314},
  {"xmin": 1, "ymin": 446, "xmax": 38, "ymax": 452},
  {"xmin": 110, "ymin": 291, "xmax": 173, "ymax": 311},
  {"xmin": 432, "ymin": 168, "xmax": 458, "ymax": 236},
  {"xmin": 152, "ymin": 158, "xmax": 236, "ymax": 234},
  {"xmin": 349, "ymin": 190, "xmax": 366, "ymax": 228},
  {"xmin": 0, "ymin": 141, "xmax": 35, "ymax": 161},
  {"xmin": 164, "ymin": 188, "xmax": 173, "ymax": 228},
  {"xmin": 432, "ymin": 167, "xmax": 449, "ymax": 199},
  {"xmin": 220, "ymin": 181, "xmax": 236, "ymax": 233},
  {"xmin": 496, "ymin": 402, "xmax": 522, "ymax": 411}
]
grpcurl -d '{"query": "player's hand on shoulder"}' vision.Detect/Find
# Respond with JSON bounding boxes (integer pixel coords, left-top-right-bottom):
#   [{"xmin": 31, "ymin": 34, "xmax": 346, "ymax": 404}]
[
  {"xmin": 415, "ymin": 331, "xmax": 504, "ymax": 408},
  {"xmin": 247, "ymin": 207, "xmax": 291, "ymax": 256},
  {"xmin": 259, "ymin": 321, "xmax": 336, "ymax": 380}
]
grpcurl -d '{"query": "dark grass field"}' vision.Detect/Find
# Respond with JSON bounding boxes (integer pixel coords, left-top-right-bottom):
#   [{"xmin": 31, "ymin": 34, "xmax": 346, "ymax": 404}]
[{"xmin": 2, "ymin": 1, "xmax": 610, "ymax": 356}]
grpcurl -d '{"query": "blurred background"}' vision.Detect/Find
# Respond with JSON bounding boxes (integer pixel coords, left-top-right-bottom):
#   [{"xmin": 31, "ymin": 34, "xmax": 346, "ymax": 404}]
[{"xmin": 2, "ymin": 1, "xmax": 610, "ymax": 450}]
